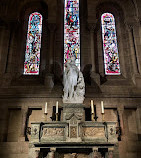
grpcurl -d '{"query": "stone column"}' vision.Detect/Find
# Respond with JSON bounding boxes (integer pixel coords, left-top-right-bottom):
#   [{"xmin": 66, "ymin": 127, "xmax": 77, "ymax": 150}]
[
  {"xmin": 117, "ymin": 106, "xmax": 124, "ymax": 138},
  {"xmin": 131, "ymin": 22, "xmax": 141, "ymax": 73},
  {"xmin": 108, "ymin": 148, "xmax": 114, "ymax": 158},
  {"xmin": 44, "ymin": 23, "xmax": 56, "ymax": 88},
  {"xmin": 88, "ymin": 23, "xmax": 100, "ymax": 85},
  {"xmin": 88, "ymin": 23, "xmax": 96, "ymax": 73},
  {"xmin": 47, "ymin": 148, "xmax": 56, "ymax": 158},
  {"xmin": 48, "ymin": 23, "xmax": 56, "ymax": 72},
  {"xmin": 126, "ymin": 24, "xmax": 139, "ymax": 75},
  {"xmin": 19, "ymin": 106, "xmax": 28, "ymax": 141},
  {"xmin": 136, "ymin": 106, "xmax": 141, "ymax": 139}
]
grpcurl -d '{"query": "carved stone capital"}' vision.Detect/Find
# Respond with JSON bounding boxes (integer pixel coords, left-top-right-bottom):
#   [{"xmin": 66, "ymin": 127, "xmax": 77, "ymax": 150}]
[
  {"xmin": 88, "ymin": 23, "xmax": 96, "ymax": 32},
  {"xmin": 92, "ymin": 148, "xmax": 100, "ymax": 158},
  {"xmin": 48, "ymin": 23, "xmax": 56, "ymax": 33},
  {"xmin": 35, "ymin": 148, "xmax": 40, "ymax": 158},
  {"xmin": 50, "ymin": 147, "xmax": 56, "ymax": 152}
]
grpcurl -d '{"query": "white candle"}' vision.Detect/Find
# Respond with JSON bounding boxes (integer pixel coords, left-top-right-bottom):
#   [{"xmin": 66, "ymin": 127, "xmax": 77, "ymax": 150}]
[
  {"xmin": 45, "ymin": 102, "xmax": 47, "ymax": 114},
  {"xmin": 56, "ymin": 101, "xmax": 58, "ymax": 113},
  {"xmin": 91, "ymin": 100, "xmax": 94, "ymax": 113},
  {"xmin": 101, "ymin": 101, "xmax": 104, "ymax": 114}
]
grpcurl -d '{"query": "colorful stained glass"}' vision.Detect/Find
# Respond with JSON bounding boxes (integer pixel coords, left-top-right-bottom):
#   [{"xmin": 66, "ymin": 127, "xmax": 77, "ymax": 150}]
[
  {"xmin": 101, "ymin": 13, "xmax": 120, "ymax": 75},
  {"xmin": 24, "ymin": 12, "xmax": 43, "ymax": 75},
  {"xmin": 64, "ymin": 0, "xmax": 80, "ymax": 70}
]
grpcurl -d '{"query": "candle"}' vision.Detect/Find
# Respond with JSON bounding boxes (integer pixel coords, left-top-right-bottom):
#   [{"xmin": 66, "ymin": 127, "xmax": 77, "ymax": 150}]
[
  {"xmin": 101, "ymin": 101, "xmax": 104, "ymax": 114},
  {"xmin": 45, "ymin": 102, "xmax": 47, "ymax": 114},
  {"xmin": 56, "ymin": 101, "xmax": 58, "ymax": 113},
  {"xmin": 91, "ymin": 100, "xmax": 94, "ymax": 113}
]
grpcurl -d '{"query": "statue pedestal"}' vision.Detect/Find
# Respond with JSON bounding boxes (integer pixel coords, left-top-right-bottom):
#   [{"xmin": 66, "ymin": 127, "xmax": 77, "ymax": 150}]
[{"xmin": 62, "ymin": 103, "xmax": 85, "ymax": 141}]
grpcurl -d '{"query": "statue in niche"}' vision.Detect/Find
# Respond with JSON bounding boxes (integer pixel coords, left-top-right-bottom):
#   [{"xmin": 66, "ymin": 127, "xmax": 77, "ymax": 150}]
[{"xmin": 63, "ymin": 55, "xmax": 85, "ymax": 103}]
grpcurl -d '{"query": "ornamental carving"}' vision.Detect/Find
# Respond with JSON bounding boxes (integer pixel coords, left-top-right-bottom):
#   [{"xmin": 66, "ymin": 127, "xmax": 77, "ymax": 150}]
[
  {"xmin": 31, "ymin": 126, "xmax": 39, "ymax": 136},
  {"xmin": 70, "ymin": 126, "xmax": 77, "ymax": 138},
  {"xmin": 83, "ymin": 127, "xmax": 105, "ymax": 137},
  {"xmin": 108, "ymin": 126, "xmax": 115, "ymax": 135},
  {"xmin": 42, "ymin": 128, "xmax": 64, "ymax": 137}
]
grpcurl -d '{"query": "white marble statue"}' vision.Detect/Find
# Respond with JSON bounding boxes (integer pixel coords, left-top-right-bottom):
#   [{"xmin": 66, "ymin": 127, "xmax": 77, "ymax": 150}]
[{"xmin": 63, "ymin": 56, "xmax": 85, "ymax": 103}]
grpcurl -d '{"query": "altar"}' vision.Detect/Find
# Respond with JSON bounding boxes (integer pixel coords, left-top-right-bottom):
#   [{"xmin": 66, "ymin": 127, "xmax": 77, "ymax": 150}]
[{"xmin": 29, "ymin": 103, "xmax": 118, "ymax": 158}]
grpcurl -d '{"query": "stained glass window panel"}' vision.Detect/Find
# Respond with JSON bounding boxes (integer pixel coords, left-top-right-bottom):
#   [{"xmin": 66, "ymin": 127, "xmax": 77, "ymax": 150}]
[
  {"xmin": 24, "ymin": 12, "xmax": 43, "ymax": 75},
  {"xmin": 101, "ymin": 13, "xmax": 120, "ymax": 75},
  {"xmin": 64, "ymin": 0, "xmax": 80, "ymax": 70}
]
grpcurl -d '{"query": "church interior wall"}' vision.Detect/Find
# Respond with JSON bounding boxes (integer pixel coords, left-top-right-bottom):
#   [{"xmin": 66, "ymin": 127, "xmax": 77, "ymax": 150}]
[{"xmin": 0, "ymin": 0, "xmax": 141, "ymax": 158}]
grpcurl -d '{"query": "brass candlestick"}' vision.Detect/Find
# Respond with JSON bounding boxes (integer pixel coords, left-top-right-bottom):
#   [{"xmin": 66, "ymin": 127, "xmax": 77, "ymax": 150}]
[
  {"xmin": 56, "ymin": 113, "xmax": 59, "ymax": 121},
  {"xmin": 44, "ymin": 113, "xmax": 48, "ymax": 121},
  {"xmin": 91, "ymin": 113, "xmax": 94, "ymax": 121},
  {"xmin": 102, "ymin": 113, "xmax": 105, "ymax": 122}
]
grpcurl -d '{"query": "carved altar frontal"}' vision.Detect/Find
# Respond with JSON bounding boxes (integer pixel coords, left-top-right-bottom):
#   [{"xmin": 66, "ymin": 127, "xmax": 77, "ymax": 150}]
[{"xmin": 30, "ymin": 104, "xmax": 117, "ymax": 146}]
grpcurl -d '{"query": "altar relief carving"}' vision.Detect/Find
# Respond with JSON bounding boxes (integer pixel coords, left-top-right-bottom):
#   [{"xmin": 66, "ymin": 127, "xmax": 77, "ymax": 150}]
[
  {"xmin": 83, "ymin": 127, "xmax": 105, "ymax": 137},
  {"xmin": 42, "ymin": 128, "xmax": 64, "ymax": 137},
  {"xmin": 70, "ymin": 126, "xmax": 77, "ymax": 138}
]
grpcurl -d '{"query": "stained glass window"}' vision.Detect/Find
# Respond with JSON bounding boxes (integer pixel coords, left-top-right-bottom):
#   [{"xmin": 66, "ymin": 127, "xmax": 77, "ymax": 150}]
[
  {"xmin": 24, "ymin": 12, "xmax": 43, "ymax": 75},
  {"xmin": 64, "ymin": 0, "xmax": 80, "ymax": 70},
  {"xmin": 101, "ymin": 13, "xmax": 120, "ymax": 75}
]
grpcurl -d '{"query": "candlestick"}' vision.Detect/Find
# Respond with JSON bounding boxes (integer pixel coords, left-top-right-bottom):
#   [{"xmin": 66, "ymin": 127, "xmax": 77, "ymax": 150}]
[
  {"xmin": 56, "ymin": 113, "xmax": 59, "ymax": 121},
  {"xmin": 94, "ymin": 105, "xmax": 98, "ymax": 121},
  {"xmin": 101, "ymin": 101, "xmax": 104, "ymax": 114},
  {"xmin": 56, "ymin": 101, "xmax": 58, "ymax": 113},
  {"xmin": 102, "ymin": 113, "xmax": 105, "ymax": 122},
  {"xmin": 45, "ymin": 102, "xmax": 48, "ymax": 114},
  {"xmin": 91, "ymin": 113, "xmax": 94, "ymax": 121},
  {"xmin": 91, "ymin": 100, "xmax": 94, "ymax": 114}
]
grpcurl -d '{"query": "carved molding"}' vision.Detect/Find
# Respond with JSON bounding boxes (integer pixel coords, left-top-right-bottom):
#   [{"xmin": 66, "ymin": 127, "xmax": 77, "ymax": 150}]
[{"xmin": 65, "ymin": 113, "xmax": 83, "ymax": 120}]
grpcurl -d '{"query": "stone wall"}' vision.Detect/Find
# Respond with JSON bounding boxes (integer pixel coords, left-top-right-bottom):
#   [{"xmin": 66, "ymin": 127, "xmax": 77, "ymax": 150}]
[{"xmin": 0, "ymin": 0, "xmax": 141, "ymax": 158}]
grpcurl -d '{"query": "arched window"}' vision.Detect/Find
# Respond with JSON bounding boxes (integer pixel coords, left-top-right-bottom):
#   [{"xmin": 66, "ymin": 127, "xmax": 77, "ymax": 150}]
[
  {"xmin": 64, "ymin": 0, "xmax": 80, "ymax": 70},
  {"xmin": 101, "ymin": 13, "xmax": 120, "ymax": 75},
  {"xmin": 24, "ymin": 12, "xmax": 43, "ymax": 75}
]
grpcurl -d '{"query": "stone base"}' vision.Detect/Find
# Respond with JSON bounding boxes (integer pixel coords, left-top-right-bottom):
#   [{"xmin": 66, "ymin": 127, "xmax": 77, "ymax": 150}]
[{"xmin": 63, "ymin": 97, "xmax": 84, "ymax": 104}]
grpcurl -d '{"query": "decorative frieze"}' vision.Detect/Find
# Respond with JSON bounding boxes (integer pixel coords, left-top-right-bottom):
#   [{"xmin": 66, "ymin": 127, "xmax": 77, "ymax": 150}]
[
  {"xmin": 83, "ymin": 127, "xmax": 105, "ymax": 137},
  {"xmin": 42, "ymin": 127, "xmax": 64, "ymax": 137},
  {"xmin": 30, "ymin": 122, "xmax": 117, "ymax": 143}
]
